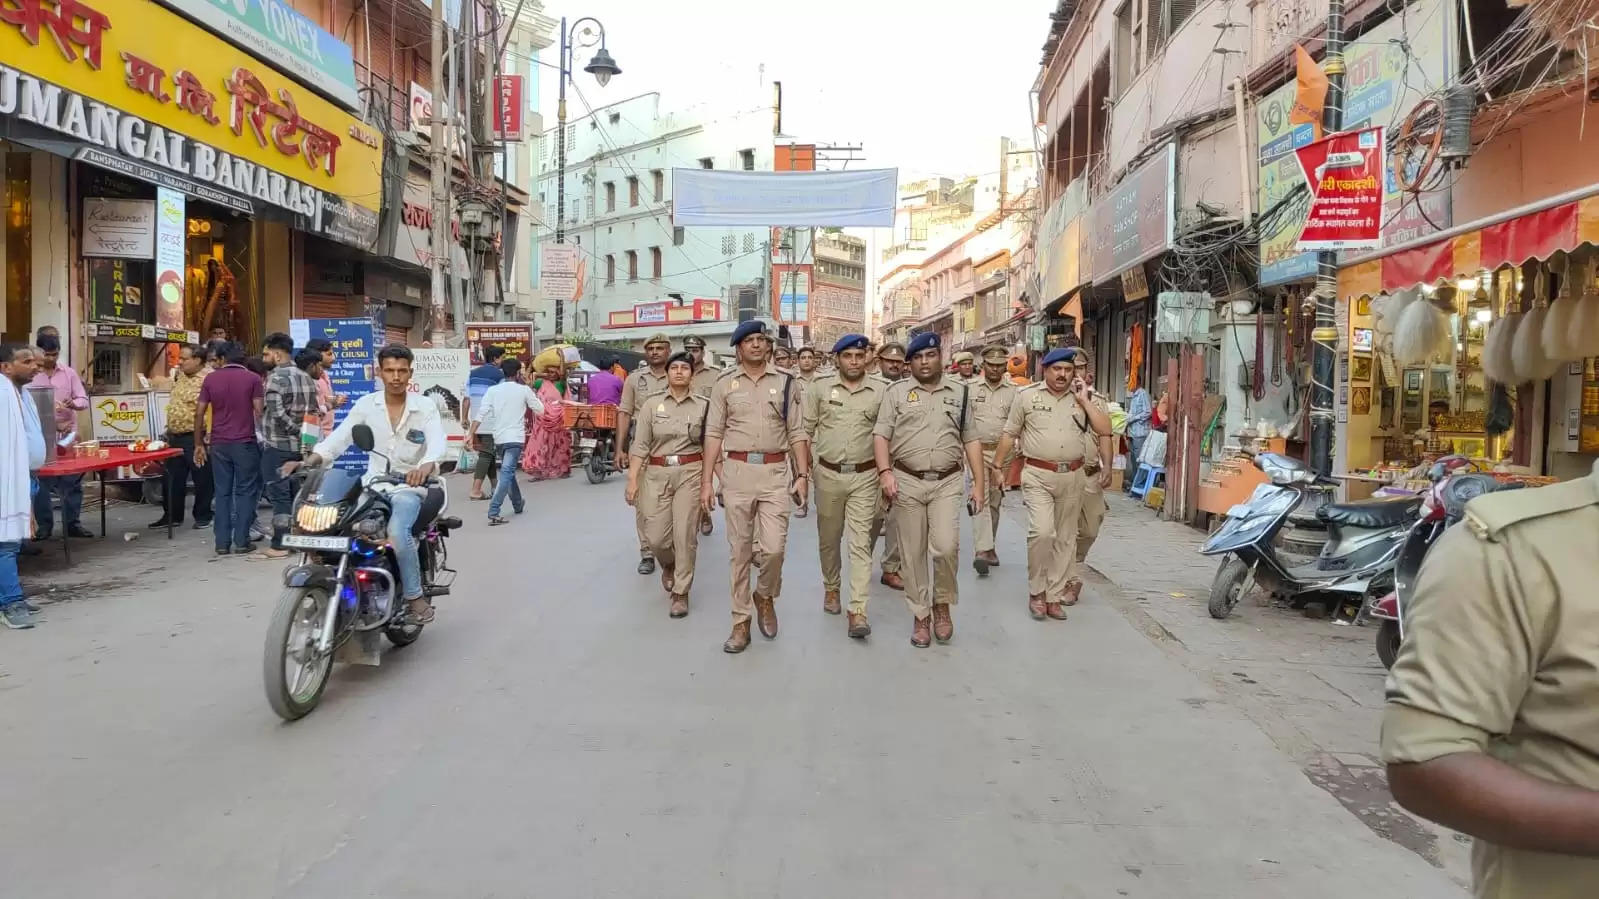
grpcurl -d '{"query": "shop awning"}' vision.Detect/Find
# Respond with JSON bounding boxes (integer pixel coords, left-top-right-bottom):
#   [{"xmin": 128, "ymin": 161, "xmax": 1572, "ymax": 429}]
[
  {"xmin": 1346, "ymin": 191, "xmax": 1599, "ymax": 295},
  {"xmin": 983, "ymin": 307, "xmax": 1032, "ymax": 335},
  {"xmin": 913, "ymin": 308, "xmax": 954, "ymax": 330}
]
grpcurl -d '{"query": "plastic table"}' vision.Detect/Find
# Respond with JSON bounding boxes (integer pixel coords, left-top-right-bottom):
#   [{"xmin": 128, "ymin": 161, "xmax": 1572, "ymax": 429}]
[{"xmin": 35, "ymin": 446, "xmax": 181, "ymax": 564}]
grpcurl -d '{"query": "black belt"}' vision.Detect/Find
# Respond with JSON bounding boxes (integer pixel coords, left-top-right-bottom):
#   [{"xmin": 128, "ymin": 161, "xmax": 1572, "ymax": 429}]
[
  {"xmin": 818, "ymin": 458, "xmax": 875, "ymax": 473},
  {"xmin": 893, "ymin": 461, "xmax": 961, "ymax": 482}
]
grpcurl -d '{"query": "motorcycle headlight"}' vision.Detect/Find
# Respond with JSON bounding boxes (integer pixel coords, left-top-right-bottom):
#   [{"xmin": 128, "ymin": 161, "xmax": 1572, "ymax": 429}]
[{"xmin": 295, "ymin": 503, "xmax": 343, "ymax": 534}]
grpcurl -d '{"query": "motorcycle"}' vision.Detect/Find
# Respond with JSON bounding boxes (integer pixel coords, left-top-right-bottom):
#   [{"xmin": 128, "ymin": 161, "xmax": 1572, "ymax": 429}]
[
  {"xmin": 1201, "ymin": 453, "xmax": 1419, "ymax": 620},
  {"xmin": 1370, "ymin": 460, "xmax": 1510, "ymax": 668},
  {"xmin": 263, "ymin": 424, "xmax": 460, "ymax": 721}
]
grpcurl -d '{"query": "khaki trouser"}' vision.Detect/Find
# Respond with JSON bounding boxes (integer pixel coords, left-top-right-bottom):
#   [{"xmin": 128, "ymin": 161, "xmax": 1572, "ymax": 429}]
[
  {"xmin": 1067, "ymin": 470, "xmax": 1109, "ymax": 584},
  {"xmin": 1022, "ymin": 465, "xmax": 1086, "ymax": 597},
  {"xmin": 972, "ymin": 446, "xmax": 1005, "ymax": 554},
  {"xmin": 722, "ymin": 458, "xmax": 792, "ymax": 623},
  {"xmin": 634, "ymin": 479, "xmax": 652, "ymax": 559},
  {"xmin": 816, "ymin": 466, "xmax": 879, "ymax": 615},
  {"xmin": 640, "ymin": 464, "xmax": 703, "ymax": 596},
  {"xmin": 874, "ymin": 499, "xmax": 902, "ymax": 574},
  {"xmin": 893, "ymin": 470, "xmax": 963, "ymax": 619}
]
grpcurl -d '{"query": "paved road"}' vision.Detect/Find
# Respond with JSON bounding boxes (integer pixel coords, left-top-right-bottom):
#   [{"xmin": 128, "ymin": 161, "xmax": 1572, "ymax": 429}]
[{"xmin": 2, "ymin": 475, "xmax": 1463, "ymax": 898}]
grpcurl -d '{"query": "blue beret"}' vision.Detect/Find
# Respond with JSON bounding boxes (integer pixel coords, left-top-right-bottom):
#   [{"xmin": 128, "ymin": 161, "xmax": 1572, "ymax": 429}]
[
  {"xmin": 729, "ymin": 320, "xmax": 769, "ymax": 346},
  {"xmin": 832, "ymin": 333, "xmax": 870, "ymax": 354},
  {"xmin": 906, "ymin": 332, "xmax": 940, "ymax": 357},
  {"xmin": 1041, "ymin": 347, "xmax": 1080, "ymax": 367}
]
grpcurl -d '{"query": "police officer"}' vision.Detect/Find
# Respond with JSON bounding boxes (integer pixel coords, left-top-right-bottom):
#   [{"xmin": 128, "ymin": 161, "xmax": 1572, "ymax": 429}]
[
  {"xmin": 800, "ymin": 334, "xmax": 886, "ymax": 639},
  {"xmin": 625, "ymin": 352, "xmax": 709, "ymax": 620},
  {"xmin": 993, "ymin": 347, "xmax": 1110, "ymax": 622},
  {"xmin": 873, "ymin": 332, "xmax": 983, "ymax": 648},
  {"xmin": 796, "ymin": 346, "xmax": 822, "ymax": 385},
  {"xmin": 618, "ymin": 333, "xmax": 672, "ymax": 575},
  {"xmin": 1383, "ymin": 469, "xmax": 1599, "ymax": 898},
  {"xmin": 683, "ymin": 335, "xmax": 720, "ymax": 535},
  {"xmin": 1064, "ymin": 361, "xmax": 1115, "ymax": 605},
  {"xmin": 701, "ymin": 320, "xmax": 809, "ymax": 654},
  {"xmin": 970, "ymin": 344, "xmax": 1019, "ymax": 576},
  {"xmin": 952, "ymin": 351, "xmax": 977, "ymax": 383},
  {"xmin": 872, "ymin": 341, "xmax": 908, "ymax": 590},
  {"xmin": 773, "ymin": 345, "xmax": 795, "ymax": 373}
]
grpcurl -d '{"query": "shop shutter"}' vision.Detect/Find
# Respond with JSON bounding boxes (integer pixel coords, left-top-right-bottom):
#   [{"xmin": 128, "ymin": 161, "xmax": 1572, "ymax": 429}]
[
  {"xmin": 385, "ymin": 324, "xmax": 410, "ymax": 347},
  {"xmin": 301, "ymin": 294, "xmax": 351, "ymax": 320}
]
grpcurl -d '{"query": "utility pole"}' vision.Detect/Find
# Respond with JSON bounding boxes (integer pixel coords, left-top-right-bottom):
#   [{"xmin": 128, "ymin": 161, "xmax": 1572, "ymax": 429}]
[
  {"xmin": 1309, "ymin": 0, "xmax": 1347, "ymax": 476},
  {"xmin": 553, "ymin": 16, "xmax": 569, "ymax": 336},
  {"xmin": 426, "ymin": 0, "xmax": 449, "ymax": 342}
]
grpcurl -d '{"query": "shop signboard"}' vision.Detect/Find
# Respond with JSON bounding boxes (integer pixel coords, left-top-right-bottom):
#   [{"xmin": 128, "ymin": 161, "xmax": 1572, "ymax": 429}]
[
  {"xmin": 541, "ymin": 244, "xmax": 583, "ymax": 306},
  {"xmin": 1089, "ymin": 143, "xmax": 1175, "ymax": 283},
  {"xmin": 148, "ymin": 0, "xmax": 360, "ymax": 111},
  {"xmin": 291, "ymin": 317, "xmax": 375, "ymax": 472},
  {"xmin": 153, "ymin": 188, "xmax": 185, "ymax": 329},
  {"xmin": 1295, "ymin": 127, "xmax": 1387, "ymax": 250},
  {"xmin": 410, "ymin": 348, "xmax": 471, "ymax": 447},
  {"xmin": 1257, "ymin": 0, "xmax": 1452, "ymax": 284},
  {"xmin": 0, "ymin": 0, "xmax": 384, "ymax": 251},
  {"xmin": 1037, "ymin": 179, "xmax": 1088, "ymax": 307},
  {"xmin": 635, "ymin": 302, "xmax": 669, "ymax": 324},
  {"xmin": 91, "ymin": 392, "xmax": 153, "ymax": 444},
  {"xmin": 465, "ymin": 322, "xmax": 535, "ymax": 364},
  {"xmin": 81, "ymin": 197, "xmax": 154, "ymax": 257},
  {"xmin": 88, "ymin": 322, "xmax": 197, "ymax": 342},
  {"xmin": 390, "ymin": 173, "xmax": 469, "ymax": 272},
  {"xmin": 491, "ymin": 75, "xmax": 523, "ymax": 142},
  {"xmin": 87, "ymin": 258, "xmax": 147, "ymax": 325}
]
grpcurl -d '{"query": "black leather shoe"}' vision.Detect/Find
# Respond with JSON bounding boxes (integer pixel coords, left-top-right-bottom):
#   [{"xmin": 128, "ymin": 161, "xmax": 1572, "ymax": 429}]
[
  {"xmin": 66, "ymin": 524, "xmax": 95, "ymax": 539},
  {"xmin": 637, "ymin": 556, "xmax": 656, "ymax": 575},
  {"xmin": 148, "ymin": 518, "xmax": 176, "ymax": 529}
]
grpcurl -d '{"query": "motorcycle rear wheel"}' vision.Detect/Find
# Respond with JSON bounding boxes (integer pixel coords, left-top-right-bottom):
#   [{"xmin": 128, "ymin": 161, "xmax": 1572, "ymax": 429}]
[
  {"xmin": 586, "ymin": 443, "xmax": 610, "ymax": 484},
  {"xmin": 1376, "ymin": 618, "xmax": 1403, "ymax": 670},
  {"xmin": 1208, "ymin": 556, "xmax": 1251, "ymax": 620},
  {"xmin": 263, "ymin": 586, "xmax": 335, "ymax": 721}
]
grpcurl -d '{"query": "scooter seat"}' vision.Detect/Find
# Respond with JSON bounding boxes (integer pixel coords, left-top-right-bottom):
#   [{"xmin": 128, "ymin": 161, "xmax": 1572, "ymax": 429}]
[{"xmin": 1316, "ymin": 495, "xmax": 1422, "ymax": 528}]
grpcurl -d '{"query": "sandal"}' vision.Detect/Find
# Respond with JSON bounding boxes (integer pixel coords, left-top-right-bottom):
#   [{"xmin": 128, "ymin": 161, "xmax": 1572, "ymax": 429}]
[
  {"xmin": 469, "ymin": 494, "xmax": 488, "ymax": 501},
  {"xmin": 488, "ymin": 516, "xmax": 510, "ymax": 526},
  {"xmin": 407, "ymin": 597, "xmax": 436, "ymax": 624},
  {"xmin": 248, "ymin": 549, "xmax": 290, "ymax": 561}
]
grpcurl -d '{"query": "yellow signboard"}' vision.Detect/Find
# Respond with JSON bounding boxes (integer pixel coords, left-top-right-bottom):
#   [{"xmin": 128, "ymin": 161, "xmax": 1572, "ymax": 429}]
[{"xmin": 0, "ymin": 0, "xmax": 383, "ymax": 248}]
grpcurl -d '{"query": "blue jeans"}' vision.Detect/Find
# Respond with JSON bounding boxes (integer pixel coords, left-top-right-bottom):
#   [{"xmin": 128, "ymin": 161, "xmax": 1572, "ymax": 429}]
[
  {"xmin": 1126, "ymin": 434, "xmax": 1147, "ymax": 489},
  {"xmin": 386, "ymin": 489, "xmax": 425, "ymax": 600},
  {"xmin": 0, "ymin": 542, "xmax": 22, "ymax": 609},
  {"xmin": 487, "ymin": 442, "xmax": 524, "ymax": 518},
  {"xmin": 32, "ymin": 474, "xmax": 83, "ymax": 532},
  {"xmin": 210, "ymin": 441, "xmax": 262, "ymax": 551},
  {"xmin": 261, "ymin": 445, "xmax": 298, "ymax": 547}
]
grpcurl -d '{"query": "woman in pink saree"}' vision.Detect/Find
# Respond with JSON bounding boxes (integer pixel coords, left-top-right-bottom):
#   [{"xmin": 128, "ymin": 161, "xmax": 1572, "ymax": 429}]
[{"xmin": 521, "ymin": 349, "xmax": 573, "ymax": 480}]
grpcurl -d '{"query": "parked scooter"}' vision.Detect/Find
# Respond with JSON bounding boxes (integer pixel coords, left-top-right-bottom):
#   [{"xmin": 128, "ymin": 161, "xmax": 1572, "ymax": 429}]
[
  {"xmin": 1370, "ymin": 460, "xmax": 1512, "ymax": 668},
  {"xmin": 1201, "ymin": 453, "xmax": 1419, "ymax": 620}
]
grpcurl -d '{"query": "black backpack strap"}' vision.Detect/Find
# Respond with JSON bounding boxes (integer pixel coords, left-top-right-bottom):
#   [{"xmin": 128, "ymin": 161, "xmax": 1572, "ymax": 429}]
[
  {"xmin": 782, "ymin": 373, "xmax": 794, "ymax": 426},
  {"xmin": 958, "ymin": 383, "xmax": 969, "ymax": 435}
]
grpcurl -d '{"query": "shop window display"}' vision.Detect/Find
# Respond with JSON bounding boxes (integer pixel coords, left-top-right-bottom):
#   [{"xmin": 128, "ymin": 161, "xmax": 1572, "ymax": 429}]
[{"xmin": 3, "ymin": 152, "xmax": 31, "ymax": 345}]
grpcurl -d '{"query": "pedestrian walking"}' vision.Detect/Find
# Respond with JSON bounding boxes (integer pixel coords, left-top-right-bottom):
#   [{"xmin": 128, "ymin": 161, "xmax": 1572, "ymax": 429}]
[
  {"xmin": 618, "ymin": 334, "xmax": 672, "ymax": 575},
  {"xmin": 700, "ymin": 320, "xmax": 809, "ymax": 654},
  {"xmin": 152, "ymin": 344, "xmax": 214, "ymax": 531},
  {"xmin": 627, "ymin": 352, "xmax": 709, "ymax": 619},
  {"xmin": 992, "ymin": 347, "xmax": 1111, "ymax": 621},
  {"xmin": 1066, "ymin": 363, "xmax": 1115, "ymax": 602},
  {"xmin": 194, "ymin": 341, "xmax": 264, "ymax": 556},
  {"xmin": 29, "ymin": 333, "xmax": 91, "ymax": 540},
  {"xmin": 1122, "ymin": 378, "xmax": 1153, "ymax": 493},
  {"xmin": 871, "ymin": 341, "xmax": 908, "ymax": 591},
  {"xmin": 872, "ymin": 332, "xmax": 983, "ymax": 648},
  {"xmin": 464, "ymin": 345, "xmax": 506, "ymax": 500},
  {"xmin": 471, "ymin": 358, "xmax": 545, "ymax": 525},
  {"xmin": 520, "ymin": 348, "xmax": 573, "ymax": 481},
  {"xmin": 1, "ymin": 343, "xmax": 46, "ymax": 629},
  {"xmin": 800, "ymin": 334, "xmax": 886, "ymax": 639},
  {"xmin": 255, "ymin": 335, "xmax": 319, "ymax": 560},
  {"xmin": 969, "ymin": 344, "xmax": 1019, "ymax": 576},
  {"xmin": 1382, "ymin": 469, "xmax": 1599, "ymax": 898}
]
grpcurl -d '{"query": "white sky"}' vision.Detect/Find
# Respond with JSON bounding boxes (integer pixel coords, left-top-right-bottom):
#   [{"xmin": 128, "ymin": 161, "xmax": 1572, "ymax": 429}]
[{"xmin": 535, "ymin": 0, "xmax": 1057, "ymax": 179}]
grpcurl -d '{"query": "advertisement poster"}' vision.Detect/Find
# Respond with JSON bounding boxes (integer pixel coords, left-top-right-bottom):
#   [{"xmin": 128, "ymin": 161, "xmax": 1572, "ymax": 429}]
[
  {"xmin": 87, "ymin": 258, "xmax": 147, "ymax": 325},
  {"xmin": 492, "ymin": 75, "xmax": 524, "ymax": 141},
  {"xmin": 293, "ymin": 317, "xmax": 376, "ymax": 471},
  {"xmin": 154, "ymin": 188, "xmax": 186, "ymax": 329},
  {"xmin": 82, "ymin": 197, "xmax": 155, "ymax": 258},
  {"xmin": 91, "ymin": 393, "xmax": 153, "ymax": 445},
  {"xmin": 465, "ymin": 322, "xmax": 535, "ymax": 364},
  {"xmin": 540, "ymin": 245, "xmax": 582, "ymax": 307},
  {"xmin": 410, "ymin": 348, "xmax": 471, "ymax": 447},
  {"xmin": 1295, "ymin": 127, "xmax": 1386, "ymax": 251}
]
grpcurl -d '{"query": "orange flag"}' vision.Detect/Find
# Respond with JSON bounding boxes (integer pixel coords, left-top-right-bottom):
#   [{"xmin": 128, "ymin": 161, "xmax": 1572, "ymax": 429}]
[{"xmin": 1289, "ymin": 45, "xmax": 1329, "ymax": 140}]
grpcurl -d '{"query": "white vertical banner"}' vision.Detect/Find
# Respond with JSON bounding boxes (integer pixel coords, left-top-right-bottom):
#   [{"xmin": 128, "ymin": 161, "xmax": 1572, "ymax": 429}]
[{"xmin": 154, "ymin": 188, "xmax": 186, "ymax": 330}]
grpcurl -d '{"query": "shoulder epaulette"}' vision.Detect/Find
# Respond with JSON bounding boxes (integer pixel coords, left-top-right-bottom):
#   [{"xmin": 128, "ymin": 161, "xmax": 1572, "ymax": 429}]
[{"xmin": 1464, "ymin": 477, "xmax": 1599, "ymax": 541}]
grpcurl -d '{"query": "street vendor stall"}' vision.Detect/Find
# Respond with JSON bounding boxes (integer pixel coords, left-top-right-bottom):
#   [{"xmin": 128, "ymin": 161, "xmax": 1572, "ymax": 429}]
[{"xmin": 36, "ymin": 445, "xmax": 181, "ymax": 564}]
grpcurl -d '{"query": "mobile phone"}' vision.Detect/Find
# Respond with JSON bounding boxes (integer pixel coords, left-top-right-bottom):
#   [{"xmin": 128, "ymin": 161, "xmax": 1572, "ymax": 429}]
[{"xmin": 966, "ymin": 499, "xmax": 978, "ymax": 516}]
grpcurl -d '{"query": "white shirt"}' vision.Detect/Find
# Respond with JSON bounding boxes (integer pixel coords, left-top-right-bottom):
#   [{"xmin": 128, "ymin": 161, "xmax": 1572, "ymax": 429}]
[
  {"xmin": 476, "ymin": 380, "xmax": 546, "ymax": 446},
  {"xmin": 312, "ymin": 391, "xmax": 447, "ymax": 484}
]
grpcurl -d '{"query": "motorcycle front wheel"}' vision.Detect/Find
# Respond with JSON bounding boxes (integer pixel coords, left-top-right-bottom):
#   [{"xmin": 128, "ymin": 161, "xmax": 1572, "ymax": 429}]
[
  {"xmin": 264, "ymin": 586, "xmax": 335, "ymax": 721},
  {"xmin": 1376, "ymin": 618, "xmax": 1403, "ymax": 670},
  {"xmin": 586, "ymin": 441, "xmax": 611, "ymax": 484},
  {"xmin": 1208, "ymin": 555, "xmax": 1251, "ymax": 620}
]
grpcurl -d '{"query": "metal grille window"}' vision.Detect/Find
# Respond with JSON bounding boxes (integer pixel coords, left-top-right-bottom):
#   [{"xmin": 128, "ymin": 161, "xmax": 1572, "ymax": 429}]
[
  {"xmin": 91, "ymin": 343, "xmax": 125, "ymax": 389},
  {"xmin": 741, "ymin": 233, "xmax": 754, "ymax": 253}
]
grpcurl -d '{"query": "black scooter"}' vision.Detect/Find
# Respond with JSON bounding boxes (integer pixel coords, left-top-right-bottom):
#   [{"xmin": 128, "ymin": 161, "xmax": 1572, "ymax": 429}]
[{"xmin": 1201, "ymin": 453, "xmax": 1419, "ymax": 619}]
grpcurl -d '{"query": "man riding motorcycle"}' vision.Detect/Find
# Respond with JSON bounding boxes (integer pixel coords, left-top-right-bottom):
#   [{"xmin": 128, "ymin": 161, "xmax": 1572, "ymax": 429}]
[{"xmin": 281, "ymin": 343, "xmax": 447, "ymax": 623}]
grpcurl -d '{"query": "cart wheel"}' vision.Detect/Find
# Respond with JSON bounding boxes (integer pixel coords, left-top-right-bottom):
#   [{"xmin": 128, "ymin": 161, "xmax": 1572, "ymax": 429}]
[{"xmin": 586, "ymin": 442, "xmax": 610, "ymax": 484}]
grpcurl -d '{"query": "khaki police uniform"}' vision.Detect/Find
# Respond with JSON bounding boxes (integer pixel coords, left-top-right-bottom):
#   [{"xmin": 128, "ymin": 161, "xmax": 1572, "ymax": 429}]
[
  {"xmin": 969, "ymin": 375, "xmax": 1019, "ymax": 556},
  {"xmin": 630, "ymin": 390, "xmax": 709, "ymax": 598},
  {"xmin": 1382, "ymin": 474, "xmax": 1599, "ymax": 899},
  {"xmin": 621, "ymin": 367, "xmax": 670, "ymax": 558},
  {"xmin": 707, "ymin": 365, "xmax": 806, "ymax": 623},
  {"xmin": 874, "ymin": 377, "xmax": 978, "ymax": 619},
  {"xmin": 801, "ymin": 372, "xmax": 886, "ymax": 616},
  {"xmin": 690, "ymin": 364, "xmax": 721, "ymax": 398},
  {"xmin": 1067, "ymin": 390, "xmax": 1113, "ymax": 585},
  {"xmin": 1002, "ymin": 385, "xmax": 1093, "ymax": 598},
  {"xmin": 871, "ymin": 371, "xmax": 905, "ymax": 576}
]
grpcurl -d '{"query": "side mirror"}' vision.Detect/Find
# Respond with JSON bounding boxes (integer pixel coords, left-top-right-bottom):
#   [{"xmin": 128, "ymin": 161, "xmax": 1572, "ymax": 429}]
[{"xmin": 352, "ymin": 424, "xmax": 376, "ymax": 452}]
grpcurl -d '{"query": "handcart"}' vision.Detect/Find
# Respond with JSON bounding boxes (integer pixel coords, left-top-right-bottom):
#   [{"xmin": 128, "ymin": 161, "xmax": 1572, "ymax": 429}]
[{"xmin": 565, "ymin": 402, "xmax": 620, "ymax": 484}]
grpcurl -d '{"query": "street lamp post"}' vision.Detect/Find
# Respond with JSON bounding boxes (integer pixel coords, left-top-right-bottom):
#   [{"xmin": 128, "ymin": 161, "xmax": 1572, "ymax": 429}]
[{"xmin": 553, "ymin": 16, "xmax": 620, "ymax": 336}]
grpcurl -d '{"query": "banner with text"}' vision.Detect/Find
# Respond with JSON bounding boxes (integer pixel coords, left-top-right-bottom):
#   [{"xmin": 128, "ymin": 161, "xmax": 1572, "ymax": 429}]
[
  {"xmin": 291, "ymin": 318, "xmax": 376, "ymax": 471},
  {"xmin": 1294, "ymin": 127, "xmax": 1386, "ymax": 251}
]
